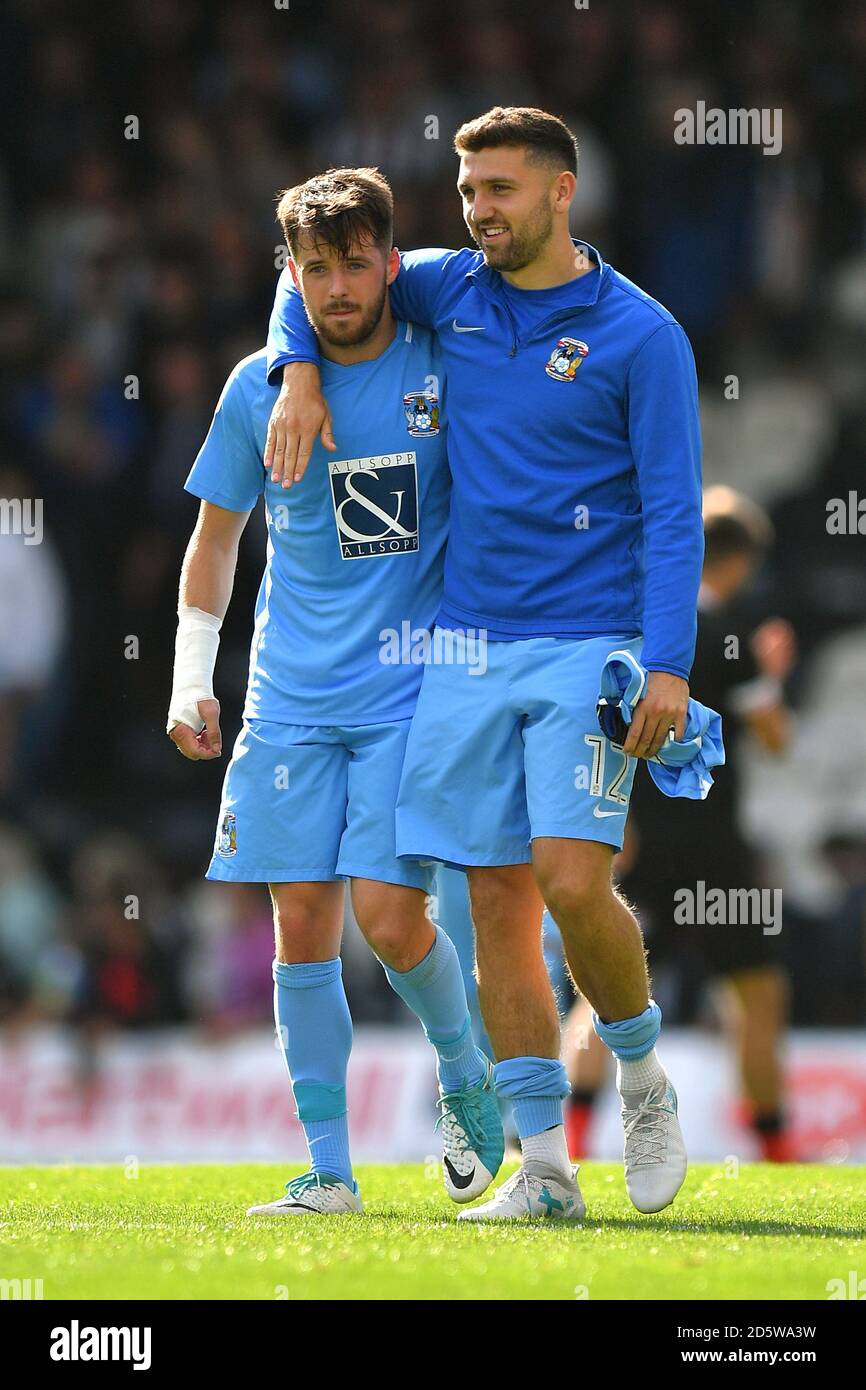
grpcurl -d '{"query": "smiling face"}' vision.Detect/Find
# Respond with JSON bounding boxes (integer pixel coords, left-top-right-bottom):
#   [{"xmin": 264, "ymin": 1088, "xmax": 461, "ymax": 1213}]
[
  {"xmin": 291, "ymin": 230, "xmax": 399, "ymax": 350},
  {"xmin": 457, "ymin": 146, "xmax": 562, "ymax": 272}
]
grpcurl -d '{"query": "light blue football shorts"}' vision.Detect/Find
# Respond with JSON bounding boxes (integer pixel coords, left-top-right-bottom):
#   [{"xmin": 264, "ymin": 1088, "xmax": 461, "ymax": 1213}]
[
  {"xmin": 395, "ymin": 633, "xmax": 644, "ymax": 867},
  {"xmin": 207, "ymin": 717, "xmax": 434, "ymax": 891}
]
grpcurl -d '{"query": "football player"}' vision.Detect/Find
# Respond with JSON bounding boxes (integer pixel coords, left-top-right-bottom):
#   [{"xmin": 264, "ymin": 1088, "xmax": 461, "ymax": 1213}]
[{"xmin": 167, "ymin": 168, "xmax": 502, "ymax": 1216}]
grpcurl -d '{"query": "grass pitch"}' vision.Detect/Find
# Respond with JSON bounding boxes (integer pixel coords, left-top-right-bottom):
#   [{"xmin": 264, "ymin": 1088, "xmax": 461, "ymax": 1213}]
[{"xmin": 1, "ymin": 1161, "xmax": 863, "ymax": 1301}]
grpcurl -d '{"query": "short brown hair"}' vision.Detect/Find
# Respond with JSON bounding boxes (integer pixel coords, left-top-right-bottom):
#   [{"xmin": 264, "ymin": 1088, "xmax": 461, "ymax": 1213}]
[
  {"xmin": 454, "ymin": 106, "xmax": 578, "ymax": 176},
  {"xmin": 703, "ymin": 486, "xmax": 774, "ymax": 563},
  {"xmin": 276, "ymin": 167, "xmax": 394, "ymax": 261}
]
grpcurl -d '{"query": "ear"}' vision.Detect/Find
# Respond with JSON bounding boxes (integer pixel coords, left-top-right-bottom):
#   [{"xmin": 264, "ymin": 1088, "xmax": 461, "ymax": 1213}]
[
  {"xmin": 288, "ymin": 256, "xmax": 301, "ymax": 290},
  {"xmin": 386, "ymin": 245, "xmax": 401, "ymax": 286},
  {"xmin": 553, "ymin": 170, "xmax": 577, "ymax": 215}
]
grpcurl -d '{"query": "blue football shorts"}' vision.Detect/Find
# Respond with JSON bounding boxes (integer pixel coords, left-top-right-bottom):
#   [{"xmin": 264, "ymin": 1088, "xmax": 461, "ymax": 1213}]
[
  {"xmin": 207, "ymin": 716, "xmax": 434, "ymax": 891},
  {"xmin": 395, "ymin": 633, "xmax": 643, "ymax": 867}
]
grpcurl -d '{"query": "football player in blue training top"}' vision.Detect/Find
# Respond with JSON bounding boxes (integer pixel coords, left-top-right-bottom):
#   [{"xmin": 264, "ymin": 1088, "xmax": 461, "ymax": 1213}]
[
  {"xmin": 264, "ymin": 107, "xmax": 704, "ymax": 1221},
  {"xmin": 167, "ymin": 167, "xmax": 503, "ymax": 1216}
]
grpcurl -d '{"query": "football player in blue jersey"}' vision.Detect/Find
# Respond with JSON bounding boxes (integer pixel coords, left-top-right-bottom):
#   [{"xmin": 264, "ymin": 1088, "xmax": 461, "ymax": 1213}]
[
  {"xmin": 264, "ymin": 108, "xmax": 703, "ymax": 1221},
  {"xmin": 167, "ymin": 168, "xmax": 503, "ymax": 1216}
]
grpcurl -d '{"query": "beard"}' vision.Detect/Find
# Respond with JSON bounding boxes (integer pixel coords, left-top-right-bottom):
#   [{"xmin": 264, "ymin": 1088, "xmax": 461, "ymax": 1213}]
[
  {"xmin": 470, "ymin": 193, "xmax": 555, "ymax": 272},
  {"xmin": 309, "ymin": 280, "xmax": 388, "ymax": 347}
]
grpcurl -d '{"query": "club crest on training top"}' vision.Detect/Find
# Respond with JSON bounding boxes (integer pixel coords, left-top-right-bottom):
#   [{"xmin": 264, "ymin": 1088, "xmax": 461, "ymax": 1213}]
[{"xmin": 544, "ymin": 338, "xmax": 589, "ymax": 381}]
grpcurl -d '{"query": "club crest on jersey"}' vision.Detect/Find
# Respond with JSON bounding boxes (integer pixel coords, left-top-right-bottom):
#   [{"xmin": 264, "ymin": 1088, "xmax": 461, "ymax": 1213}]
[
  {"xmin": 217, "ymin": 810, "xmax": 237, "ymax": 857},
  {"xmin": 403, "ymin": 391, "xmax": 440, "ymax": 437},
  {"xmin": 545, "ymin": 337, "xmax": 589, "ymax": 381},
  {"xmin": 328, "ymin": 452, "xmax": 419, "ymax": 559}
]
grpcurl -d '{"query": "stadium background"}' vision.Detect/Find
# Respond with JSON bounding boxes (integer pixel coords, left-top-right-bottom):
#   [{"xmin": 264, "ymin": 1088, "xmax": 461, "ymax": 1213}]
[{"xmin": 1, "ymin": 0, "xmax": 865, "ymax": 1163}]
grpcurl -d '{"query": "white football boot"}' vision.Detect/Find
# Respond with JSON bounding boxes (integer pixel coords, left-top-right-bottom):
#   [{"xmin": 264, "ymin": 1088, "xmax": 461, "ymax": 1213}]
[
  {"xmin": 621, "ymin": 1075, "xmax": 688, "ymax": 1213},
  {"xmin": 246, "ymin": 1170, "xmax": 363, "ymax": 1216},
  {"xmin": 437, "ymin": 1057, "xmax": 505, "ymax": 1203},
  {"xmin": 456, "ymin": 1165, "xmax": 585, "ymax": 1223}
]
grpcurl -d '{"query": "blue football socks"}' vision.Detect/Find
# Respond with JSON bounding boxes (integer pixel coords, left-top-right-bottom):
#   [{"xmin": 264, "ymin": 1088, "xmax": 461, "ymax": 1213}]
[
  {"xmin": 592, "ymin": 1000, "xmax": 662, "ymax": 1060},
  {"xmin": 381, "ymin": 925, "xmax": 487, "ymax": 1091},
  {"xmin": 494, "ymin": 1055, "xmax": 570, "ymax": 1138},
  {"xmin": 273, "ymin": 958, "xmax": 354, "ymax": 1188}
]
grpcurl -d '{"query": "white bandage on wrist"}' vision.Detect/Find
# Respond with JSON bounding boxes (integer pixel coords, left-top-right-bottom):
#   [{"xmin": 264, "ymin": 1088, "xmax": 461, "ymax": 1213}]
[{"xmin": 166, "ymin": 606, "xmax": 222, "ymax": 735}]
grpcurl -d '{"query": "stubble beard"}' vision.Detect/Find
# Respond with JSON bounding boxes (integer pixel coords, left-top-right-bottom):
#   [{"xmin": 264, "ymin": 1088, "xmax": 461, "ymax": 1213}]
[
  {"xmin": 310, "ymin": 281, "xmax": 388, "ymax": 347},
  {"xmin": 472, "ymin": 194, "xmax": 555, "ymax": 273}
]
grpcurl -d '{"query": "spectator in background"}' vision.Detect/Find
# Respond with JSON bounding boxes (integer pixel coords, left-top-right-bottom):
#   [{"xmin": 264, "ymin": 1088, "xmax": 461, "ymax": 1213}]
[
  {"xmin": 68, "ymin": 831, "xmax": 189, "ymax": 1033},
  {"xmin": 0, "ymin": 463, "xmax": 68, "ymax": 809},
  {"xmin": 184, "ymin": 881, "xmax": 275, "ymax": 1035},
  {"xmin": 147, "ymin": 342, "xmax": 213, "ymax": 528},
  {"xmin": 563, "ymin": 487, "xmax": 799, "ymax": 1162},
  {"xmin": 0, "ymin": 823, "xmax": 72, "ymax": 1027}
]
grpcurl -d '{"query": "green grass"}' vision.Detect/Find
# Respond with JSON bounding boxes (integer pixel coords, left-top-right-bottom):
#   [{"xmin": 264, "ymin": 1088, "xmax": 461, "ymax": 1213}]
[{"xmin": 1, "ymin": 1162, "xmax": 863, "ymax": 1300}]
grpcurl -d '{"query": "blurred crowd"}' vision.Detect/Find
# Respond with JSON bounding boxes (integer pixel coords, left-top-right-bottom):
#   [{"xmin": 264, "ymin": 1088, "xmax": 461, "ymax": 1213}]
[{"xmin": 1, "ymin": 0, "xmax": 865, "ymax": 1035}]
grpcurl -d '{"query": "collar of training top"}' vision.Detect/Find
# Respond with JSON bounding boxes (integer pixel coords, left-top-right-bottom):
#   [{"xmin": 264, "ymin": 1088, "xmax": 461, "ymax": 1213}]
[{"xmin": 465, "ymin": 238, "xmax": 607, "ymax": 307}]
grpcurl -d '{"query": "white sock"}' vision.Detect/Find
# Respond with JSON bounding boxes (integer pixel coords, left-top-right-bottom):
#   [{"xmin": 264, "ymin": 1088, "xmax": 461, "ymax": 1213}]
[
  {"xmin": 617, "ymin": 1047, "xmax": 666, "ymax": 1094},
  {"xmin": 521, "ymin": 1124, "xmax": 572, "ymax": 1179}
]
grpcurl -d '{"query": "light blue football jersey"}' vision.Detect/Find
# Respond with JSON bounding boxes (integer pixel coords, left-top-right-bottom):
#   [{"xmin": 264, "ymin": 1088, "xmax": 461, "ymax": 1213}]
[{"xmin": 185, "ymin": 322, "xmax": 450, "ymax": 724}]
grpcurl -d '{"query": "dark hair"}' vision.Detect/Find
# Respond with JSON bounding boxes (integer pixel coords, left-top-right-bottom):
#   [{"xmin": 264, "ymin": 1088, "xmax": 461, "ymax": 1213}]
[
  {"xmin": 454, "ymin": 106, "xmax": 578, "ymax": 176},
  {"xmin": 702, "ymin": 486, "xmax": 774, "ymax": 563},
  {"xmin": 276, "ymin": 167, "xmax": 394, "ymax": 260}
]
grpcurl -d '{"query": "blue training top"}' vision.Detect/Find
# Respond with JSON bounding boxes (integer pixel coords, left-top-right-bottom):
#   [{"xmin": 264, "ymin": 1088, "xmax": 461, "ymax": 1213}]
[{"xmin": 267, "ymin": 241, "xmax": 703, "ymax": 679}]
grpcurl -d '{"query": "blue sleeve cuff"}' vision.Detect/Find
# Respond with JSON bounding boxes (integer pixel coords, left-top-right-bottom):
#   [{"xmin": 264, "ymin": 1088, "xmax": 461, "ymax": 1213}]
[
  {"xmin": 642, "ymin": 661, "xmax": 691, "ymax": 681},
  {"xmin": 184, "ymin": 481, "xmax": 260, "ymax": 513},
  {"xmin": 265, "ymin": 353, "xmax": 318, "ymax": 388}
]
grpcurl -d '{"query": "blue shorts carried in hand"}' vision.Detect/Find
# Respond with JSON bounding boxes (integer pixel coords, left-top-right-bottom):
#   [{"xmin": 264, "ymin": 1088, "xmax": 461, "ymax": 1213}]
[
  {"xmin": 395, "ymin": 633, "xmax": 643, "ymax": 868},
  {"xmin": 207, "ymin": 717, "xmax": 434, "ymax": 891}
]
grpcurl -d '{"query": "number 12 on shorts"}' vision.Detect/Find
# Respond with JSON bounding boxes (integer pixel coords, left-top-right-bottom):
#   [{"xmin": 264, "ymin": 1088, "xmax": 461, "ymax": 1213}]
[{"xmin": 580, "ymin": 734, "xmax": 630, "ymax": 803}]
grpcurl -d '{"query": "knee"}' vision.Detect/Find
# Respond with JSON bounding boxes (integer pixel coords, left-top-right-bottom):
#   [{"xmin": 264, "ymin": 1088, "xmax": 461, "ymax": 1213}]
[
  {"xmin": 468, "ymin": 883, "xmax": 506, "ymax": 937},
  {"xmin": 353, "ymin": 890, "xmax": 430, "ymax": 969},
  {"xmin": 539, "ymin": 870, "xmax": 607, "ymax": 929},
  {"xmin": 468, "ymin": 867, "xmax": 535, "ymax": 935},
  {"xmin": 534, "ymin": 842, "xmax": 619, "ymax": 928},
  {"xmin": 469, "ymin": 874, "xmax": 546, "ymax": 983},
  {"xmin": 361, "ymin": 916, "xmax": 415, "ymax": 964},
  {"xmin": 272, "ymin": 899, "xmax": 336, "ymax": 963}
]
